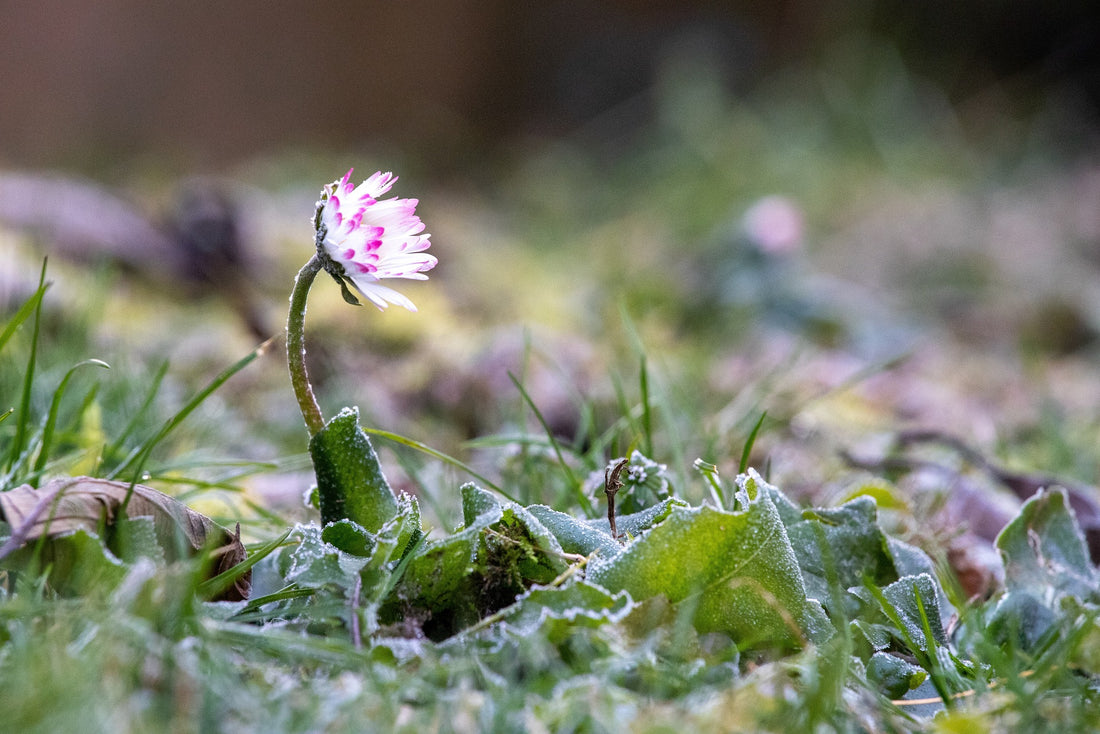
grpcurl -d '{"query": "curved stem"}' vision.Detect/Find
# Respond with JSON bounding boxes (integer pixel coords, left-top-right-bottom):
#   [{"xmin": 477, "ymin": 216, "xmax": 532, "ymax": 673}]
[{"xmin": 287, "ymin": 255, "xmax": 326, "ymax": 436}]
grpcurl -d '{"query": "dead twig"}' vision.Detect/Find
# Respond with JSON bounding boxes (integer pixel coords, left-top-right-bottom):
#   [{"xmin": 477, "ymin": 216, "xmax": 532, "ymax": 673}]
[{"xmin": 605, "ymin": 458, "xmax": 628, "ymax": 541}]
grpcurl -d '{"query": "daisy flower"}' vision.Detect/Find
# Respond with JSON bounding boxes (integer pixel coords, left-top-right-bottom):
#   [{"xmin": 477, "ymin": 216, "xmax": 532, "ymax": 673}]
[{"xmin": 314, "ymin": 169, "xmax": 437, "ymax": 311}]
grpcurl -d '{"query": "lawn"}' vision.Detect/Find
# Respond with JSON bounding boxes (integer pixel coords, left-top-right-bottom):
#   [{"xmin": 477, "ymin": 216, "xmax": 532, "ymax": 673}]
[{"xmin": 1, "ymin": 44, "xmax": 1099, "ymax": 733}]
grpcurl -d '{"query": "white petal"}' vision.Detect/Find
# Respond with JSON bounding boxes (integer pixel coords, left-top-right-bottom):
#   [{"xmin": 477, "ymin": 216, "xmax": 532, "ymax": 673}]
[{"xmin": 351, "ymin": 278, "xmax": 418, "ymax": 312}]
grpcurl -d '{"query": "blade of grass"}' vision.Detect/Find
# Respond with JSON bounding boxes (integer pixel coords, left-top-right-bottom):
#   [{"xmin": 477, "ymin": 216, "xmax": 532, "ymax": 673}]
[
  {"xmin": 911, "ymin": 579, "xmax": 968, "ymax": 704},
  {"xmin": 7, "ymin": 262, "xmax": 48, "ymax": 475},
  {"xmin": 107, "ymin": 337, "xmax": 276, "ymax": 510},
  {"xmin": 593, "ymin": 406, "xmax": 644, "ymax": 460},
  {"xmin": 693, "ymin": 459, "xmax": 726, "ymax": 508},
  {"xmin": 616, "ymin": 304, "xmax": 693, "ymax": 481},
  {"xmin": 639, "ymin": 355, "xmax": 654, "ymax": 457},
  {"xmin": 361, "ymin": 427, "xmax": 517, "ymax": 503},
  {"xmin": 466, "ymin": 430, "xmax": 622, "ymax": 470},
  {"xmin": 0, "ymin": 277, "xmax": 49, "ymax": 355},
  {"xmin": 387, "ymin": 443, "xmax": 451, "ymax": 530},
  {"xmin": 154, "ymin": 461, "xmax": 282, "ymax": 495},
  {"xmin": 105, "ymin": 360, "xmax": 170, "ymax": 461},
  {"xmin": 609, "ymin": 372, "xmax": 635, "ymax": 457},
  {"xmin": 206, "ymin": 622, "xmax": 369, "ymax": 665},
  {"xmin": 866, "ymin": 579, "xmax": 956, "ymax": 707},
  {"xmin": 197, "ymin": 527, "xmax": 293, "ymax": 600},
  {"xmin": 464, "ymin": 433, "xmax": 562, "ymax": 450},
  {"xmin": 231, "ymin": 585, "xmax": 318, "ymax": 622},
  {"xmin": 0, "ymin": 437, "xmax": 36, "ymax": 490},
  {"xmin": 368, "ymin": 528, "xmax": 428, "ymax": 606},
  {"xmin": 739, "ymin": 410, "xmax": 768, "ymax": 474},
  {"xmin": 31, "ymin": 359, "xmax": 110, "ymax": 480},
  {"xmin": 239, "ymin": 496, "xmax": 298, "ymax": 528},
  {"xmin": 508, "ymin": 372, "xmax": 594, "ymax": 516},
  {"xmin": 72, "ymin": 382, "xmax": 103, "ymax": 472}
]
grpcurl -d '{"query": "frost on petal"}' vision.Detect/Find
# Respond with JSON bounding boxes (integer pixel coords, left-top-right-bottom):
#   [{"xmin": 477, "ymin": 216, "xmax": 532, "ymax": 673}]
[
  {"xmin": 350, "ymin": 278, "xmax": 419, "ymax": 312},
  {"xmin": 375, "ymin": 252, "xmax": 437, "ymax": 278},
  {"xmin": 339, "ymin": 169, "xmax": 355, "ymax": 193},
  {"xmin": 360, "ymin": 171, "xmax": 397, "ymax": 199},
  {"xmin": 315, "ymin": 169, "xmax": 435, "ymax": 311}
]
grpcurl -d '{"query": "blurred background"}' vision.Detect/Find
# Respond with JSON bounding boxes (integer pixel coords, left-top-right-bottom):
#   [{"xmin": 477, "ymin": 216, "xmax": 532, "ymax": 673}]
[
  {"xmin": 2, "ymin": 1, "xmax": 1100, "ymax": 530},
  {"xmin": 1, "ymin": 1, "xmax": 1098, "ymax": 172}
]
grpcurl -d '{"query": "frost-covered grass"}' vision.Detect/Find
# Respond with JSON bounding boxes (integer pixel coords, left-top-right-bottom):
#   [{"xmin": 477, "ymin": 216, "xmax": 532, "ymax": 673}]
[{"xmin": 2, "ymin": 59, "xmax": 1100, "ymax": 732}]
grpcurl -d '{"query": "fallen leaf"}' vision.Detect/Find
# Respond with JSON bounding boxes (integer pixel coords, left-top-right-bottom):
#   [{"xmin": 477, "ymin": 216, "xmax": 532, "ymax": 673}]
[{"xmin": 0, "ymin": 476, "xmax": 249, "ymax": 601}]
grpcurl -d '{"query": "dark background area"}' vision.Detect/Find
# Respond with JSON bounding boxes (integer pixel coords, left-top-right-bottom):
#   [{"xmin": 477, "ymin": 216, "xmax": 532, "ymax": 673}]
[{"xmin": 1, "ymin": 1, "xmax": 1097, "ymax": 174}]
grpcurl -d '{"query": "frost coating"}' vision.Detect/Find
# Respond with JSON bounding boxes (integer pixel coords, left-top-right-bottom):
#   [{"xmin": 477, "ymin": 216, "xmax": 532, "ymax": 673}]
[
  {"xmin": 587, "ymin": 491, "xmax": 815, "ymax": 649},
  {"xmin": 282, "ymin": 523, "xmax": 369, "ymax": 587},
  {"xmin": 496, "ymin": 581, "xmax": 634, "ymax": 634},
  {"xmin": 309, "ymin": 406, "xmax": 399, "ymax": 531},
  {"xmin": 315, "ymin": 169, "xmax": 436, "ymax": 311}
]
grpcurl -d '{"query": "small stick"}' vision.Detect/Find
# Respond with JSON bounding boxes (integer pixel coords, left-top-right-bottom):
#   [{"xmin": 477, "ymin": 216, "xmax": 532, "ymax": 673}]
[
  {"xmin": 605, "ymin": 458, "xmax": 628, "ymax": 540},
  {"xmin": 350, "ymin": 573, "xmax": 363, "ymax": 650}
]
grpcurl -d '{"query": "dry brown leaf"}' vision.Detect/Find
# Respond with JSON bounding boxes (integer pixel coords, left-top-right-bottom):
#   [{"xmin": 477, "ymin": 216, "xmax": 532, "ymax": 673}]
[{"xmin": 0, "ymin": 476, "xmax": 250, "ymax": 601}]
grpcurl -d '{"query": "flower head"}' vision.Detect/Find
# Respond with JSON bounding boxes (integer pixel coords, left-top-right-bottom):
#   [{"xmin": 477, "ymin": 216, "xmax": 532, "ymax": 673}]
[{"xmin": 314, "ymin": 169, "xmax": 436, "ymax": 311}]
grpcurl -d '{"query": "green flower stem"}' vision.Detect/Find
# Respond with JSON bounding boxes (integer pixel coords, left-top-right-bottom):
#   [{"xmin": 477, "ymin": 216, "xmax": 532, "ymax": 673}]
[{"xmin": 287, "ymin": 254, "xmax": 326, "ymax": 437}]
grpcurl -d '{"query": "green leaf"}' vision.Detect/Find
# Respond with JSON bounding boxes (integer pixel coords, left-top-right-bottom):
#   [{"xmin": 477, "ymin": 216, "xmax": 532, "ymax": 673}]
[
  {"xmin": 378, "ymin": 485, "xmax": 571, "ymax": 640},
  {"xmin": 358, "ymin": 493, "xmax": 423, "ymax": 603},
  {"xmin": 378, "ymin": 492, "xmax": 423, "ymax": 568},
  {"xmin": 461, "ymin": 484, "xmax": 569, "ymax": 582},
  {"xmin": 309, "ymin": 407, "xmax": 399, "ymax": 531},
  {"xmin": 772, "ymin": 491, "xmax": 897, "ymax": 608},
  {"xmin": 280, "ymin": 494, "xmax": 421, "ymax": 602},
  {"xmin": 977, "ymin": 488, "xmax": 1100, "ymax": 656},
  {"xmin": 527, "ymin": 496, "xmax": 687, "ymax": 560},
  {"xmin": 336, "ymin": 276, "xmax": 362, "ymax": 306},
  {"xmin": 526, "ymin": 504, "xmax": 623, "ymax": 558},
  {"xmin": 280, "ymin": 523, "xmax": 370, "ymax": 589},
  {"xmin": 495, "ymin": 580, "xmax": 634, "ymax": 633},
  {"xmin": 886, "ymin": 537, "xmax": 939, "ymax": 580},
  {"xmin": 888, "ymin": 536, "xmax": 953, "ymax": 618},
  {"xmin": 584, "ymin": 496, "xmax": 687, "ymax": 539},
  {"xmin": 2, "ymin": 528, "xmax": 126, "ymax": 596},
  {"xmin": 108, "ymin": 516, "xmax": 165, "ymax": 566},
  {"xmin": 587, "ymin": 491, "xmax": 814, "ymax": 650},
  {"xmin": 868, "ymin": 573, "xmax": 949, "ymax": 655},
  {"xmin": 986, "ymin": 590, "xmax": 1058, "ymax": 651},
  {"xmin": 321, "ymin": 520, "xmax": 376, "ymax": 558},
  {"xmin": 850, "ymin": 618, "xmax": 893, "ymax": 652},
  {"xmin": 745, "ymin": 470, "xmax": 942, "ymax": 631},
  {"xmin": 462, "ymin": 481, "xmax": 502, "ymax": 527},
  {"xmin": 377, "ymin": 511, "xmax": 494, "ymax": 639},
  {"xmin": 995, "ymin": 487, "xmax": 1098, "ymax": 601},
  {"xmin": 866, "ymin": 651, "xmax": 928, "ymax": 698}
]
